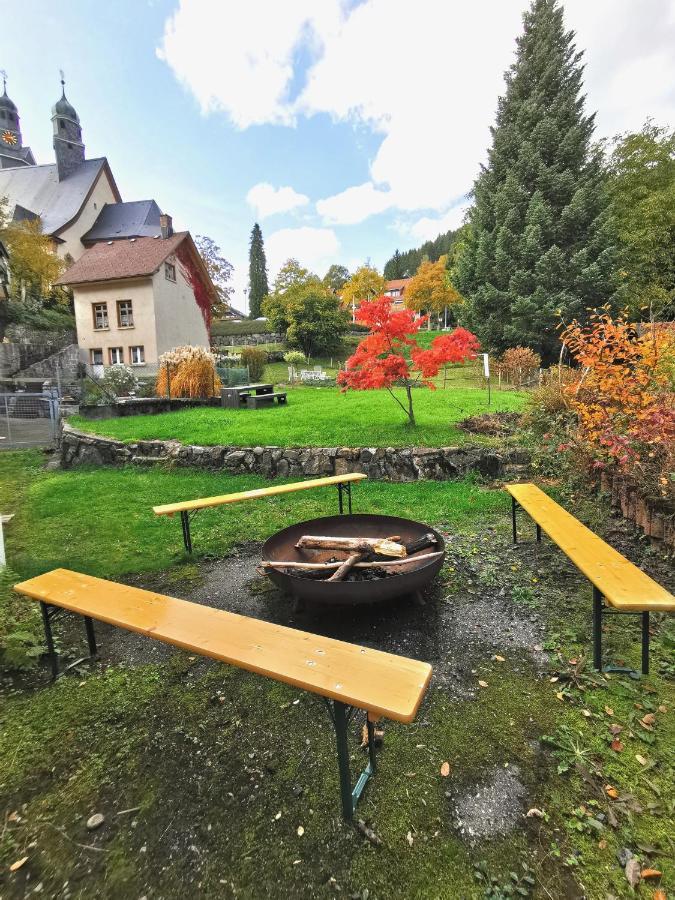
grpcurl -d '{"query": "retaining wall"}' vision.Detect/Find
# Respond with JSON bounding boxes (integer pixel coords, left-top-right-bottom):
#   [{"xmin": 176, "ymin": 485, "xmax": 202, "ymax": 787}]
[{"xmin": 60, "ymin": 422, "xmax": 530, "ymax": 482}]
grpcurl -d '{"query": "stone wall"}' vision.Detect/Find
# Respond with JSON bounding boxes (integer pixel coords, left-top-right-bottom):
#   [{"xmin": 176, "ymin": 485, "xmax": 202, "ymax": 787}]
[
  {"xmin": 599, "ymin": 470, "xmax": 675, "ymax": 551},
  {"xmin": 60, "ymin": 422, "xmax": 530, "ymax": 482},
  {"xmin": 212, "ymin": 333, "xmax": 283, "ymax": 348},
  {"xmin": 17, "ymin": 344, "xmax": 80, "ymax": 382}
]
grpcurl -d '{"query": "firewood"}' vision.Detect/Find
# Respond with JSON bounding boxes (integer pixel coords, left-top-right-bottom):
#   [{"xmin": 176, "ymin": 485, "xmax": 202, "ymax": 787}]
[
  {"xmin": 295, "ymin": 535, "xmax": 407, "ymax": 558},
  {"xmin": 262, "ymin": 551, "xmax": 443, "ymax": 572},
  {"xmin": 404, "ymin": 532, "xmax": 438, "ymax": 555},
  {"xmin": 326, "ymin": 552, "xmax": 364, "ymax": 582}
]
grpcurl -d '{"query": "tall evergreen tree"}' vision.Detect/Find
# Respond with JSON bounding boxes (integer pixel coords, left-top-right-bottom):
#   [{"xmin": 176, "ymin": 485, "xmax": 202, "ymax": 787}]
[
  {"xmin": 455, "ymin": 0, "xmax": 617, "ymax": 362},
  {"xmin": 248, "ymin": 223, "xmax": 269, "ymax": 318}
]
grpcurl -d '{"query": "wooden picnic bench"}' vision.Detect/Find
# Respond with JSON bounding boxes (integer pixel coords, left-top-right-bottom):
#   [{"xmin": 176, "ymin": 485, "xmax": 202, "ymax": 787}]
[
  {"xmin": 246, "ymin": 391, "xmax": 287, "ymax": 409},
  {"xmin": 221, "ymin": 383, "xmax": 274, "ymax": 409},
  {"xmin": 153, "ymin": 472, "xmax": 368, "ymax": 553},
  {"xmin": 14, "ymin": 568, "xmax": 432, "ymax": 820},
  {"xmin": 506, "ymin": 483, "xmax": 674, "ymax": 675}
]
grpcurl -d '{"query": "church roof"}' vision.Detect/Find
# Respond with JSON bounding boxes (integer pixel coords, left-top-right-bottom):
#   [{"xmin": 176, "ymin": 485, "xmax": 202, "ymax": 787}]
[
  {"xmin": 82, "ymin": 200, "xmax": 163, "ymax": 243},
  {"xmin": 54, "ymin": 232, "xmax": 189, "ymax": 285},
  {"xmin": 0, "ymin": 157, "xmax": 121, "ymax": 236}
]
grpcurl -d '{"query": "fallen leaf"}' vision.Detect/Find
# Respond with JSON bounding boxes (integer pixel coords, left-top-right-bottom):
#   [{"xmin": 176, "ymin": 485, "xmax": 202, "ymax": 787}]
[
  {"xmin": 611, "ymin": 738, "xmax": 625, "ymax": 752},
  {"xmin": 526, "ymin": 808, "xmax": 545, "ymax": 818},
  {"xmin": 642, "ymin": 713, "xmax": 656, "ymax": 726},
  {"xmin": 297, "ymin": 826, "xmax": 304, "ymax": 837},
  {"xmin": 598, "ymin": 839, "xmax": 607, "ymax": 850},
  {"xmin": 7, "ymin": 811, "xmax": 19, "ymax": 823},
  {"xmin": 640, "ymin": 868, "xmax": 662, "ymax": 879},
  {"xmin": 9, "ymin": 857, "xmax": 28, "ymax": 873},
  {"xmin": 478, "ymin": 680, "xmax": 488, "ymax": 688},
  {"xmin": 635, "ymin": 754, "xmax": 647, "ymax": 766},
  {"xmin": 604, "ymin": 706, "xmax": 614, "ymax": 716},
  {"xmin": 440, "ymin": 762, "xmax": 451, "ymax": 777},
  {"xmin": 555, "ymin": 691, "xmax": 565, "ymax": 701},
  {"xmin": 581, "ymin": 709, "xmax": 592, "ymax": 718},
  {"xmin": 605, "ymin": 785, "xmax": 619, "ymax": 799},
  {"xmin": 625, "ymin": 857, "xmax": 641, "ymax": 889},
  {"xmin": 639, "ymin": 718, "xmax": 654, "ymax": 731},
  {"xmin": 653, "ymin": 891, "xmax": 667, "ymax": 900},
  {"xmin": 657, "ymin": 704, "xmax": 667, "ymax": 714},
  {"xmin": 406, "ymin": 830, "xmax": 414, "ymax": 847},
  {"xmin": 549, "ymin": 676, "xmax": 559, "ymax": 683},
  {"xmin": 609, "ymin": 723, "xmax": 624, "ymax": 735},
  {"xmin": 274, "ymin": 811, "xmax": 282, "ymax": 820},
  {"xmin": 569, "ymin": 658, "xmax": 578, "ymax": 665},
  {"xmin": 494, "ymin": 655, "xmax": 505, "ymax": 662}
]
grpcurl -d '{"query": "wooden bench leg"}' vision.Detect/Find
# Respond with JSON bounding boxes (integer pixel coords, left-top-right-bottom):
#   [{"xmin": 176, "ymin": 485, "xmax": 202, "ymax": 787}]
[{"xmin": 327, "ymin": 700, "xmax": 376, "ymax": 820}]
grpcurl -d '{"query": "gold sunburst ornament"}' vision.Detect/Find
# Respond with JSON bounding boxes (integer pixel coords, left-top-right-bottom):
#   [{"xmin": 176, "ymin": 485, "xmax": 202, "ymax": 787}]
[{"xmin": 1, "ymin": 131, "xmax": 17, "ymax": 145}]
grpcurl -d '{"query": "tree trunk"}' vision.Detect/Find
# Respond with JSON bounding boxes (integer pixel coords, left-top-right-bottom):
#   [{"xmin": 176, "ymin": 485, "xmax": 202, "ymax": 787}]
[{"xmin": 405, "ymin": 383, "xmax": 415, "ymax": 426}]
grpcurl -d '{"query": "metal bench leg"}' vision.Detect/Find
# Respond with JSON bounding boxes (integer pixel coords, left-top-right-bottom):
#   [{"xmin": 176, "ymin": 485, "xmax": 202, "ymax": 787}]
[
  {"xmin": 536, "ymin": 524, "xmax": 542, "ymax": 543},
  {"xmin": 592, "ymin": 586, "xmax": 603, "ymax": 672},
  {"xmin": 327, "ymin": 700, "xmax": 376, "ymax": 820},
  {"xmin": 336, "ymin": 482, "xmax": 354, "ymax": 517},
  {"xmin": 84, "ymin": 616, "xmax": 98, "ymax": 657},
  {"xmin": 337, "ymin": 483, "xmax": 344, "ymax": 515},
  {"xmin": 511, "ymin": 497, "xmax": 518, "ymax": 544},
  {"xmin": 40, "ymin": 602, "xmax": 59, "ymax": 681},
  {"xmin": 180, "ymin": 510, "xmax": 193, "ymax": 554},
  {"xmin": 641, "ymin": 612, "xmax": 650, "ymax": 676}
]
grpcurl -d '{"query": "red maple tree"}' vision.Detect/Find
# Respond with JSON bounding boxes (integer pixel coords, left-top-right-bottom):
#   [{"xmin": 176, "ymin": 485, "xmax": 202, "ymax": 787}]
[{"xmin": 337, "ymin": 296, "xmax": 480, "ymax": 426}]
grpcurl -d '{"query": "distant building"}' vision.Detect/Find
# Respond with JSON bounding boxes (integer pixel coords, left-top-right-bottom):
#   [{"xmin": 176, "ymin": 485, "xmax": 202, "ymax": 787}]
[
  {"xmin": 55, "ymin": 219, "xmax": 216, "ymax": 374},
  {"xmin": 383, "ymin": 278, "xmax": 410, "ymax": 309}
]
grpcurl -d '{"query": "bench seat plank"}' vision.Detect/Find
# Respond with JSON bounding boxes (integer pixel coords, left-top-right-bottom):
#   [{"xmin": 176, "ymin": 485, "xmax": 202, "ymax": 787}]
[
  {"xmin": 506, "ymin": 484, "xmax": 674, "ymax": 612},
  {"xmin": 14, "ymin": 568, "xmax": 431, "ymax": 723},
  {"xmin": 153, "ymin": 473, "xmax": 367, "ymax": 517}
]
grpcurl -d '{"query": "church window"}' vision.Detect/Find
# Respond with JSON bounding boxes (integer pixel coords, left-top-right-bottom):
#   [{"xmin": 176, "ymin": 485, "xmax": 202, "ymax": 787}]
[
  {"xmin": 129, "ymin": 345, "xmax": 145, "ymax": 365},
  {"xmin": 109, "ymin": 347, "xmax": 124, "ymax": 365},
  {"xmin": 90, "ymin": 348, "xmax": 103, "ymax": 366},
  {"xmin": 165, "ymin": 262, "xmax": 176, "ymax": 282},
  {"xmin": 117, "ymin": 300, "xmax": 134, "ymax": 327},
  {"xmin": 92, "ymin": 303, "xmax": 108, "ymax": 329}
]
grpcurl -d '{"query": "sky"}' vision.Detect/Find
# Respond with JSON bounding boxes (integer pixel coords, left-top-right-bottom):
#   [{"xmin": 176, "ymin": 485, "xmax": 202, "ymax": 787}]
[{"xmin": 2, "ymin": 0, "xmax": 675, "ymax": 312}]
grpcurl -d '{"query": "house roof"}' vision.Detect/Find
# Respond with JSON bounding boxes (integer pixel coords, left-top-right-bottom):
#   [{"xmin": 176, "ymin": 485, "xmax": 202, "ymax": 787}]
[
  {"xmin": 0, "ymin": 158, "xmax": 121, "ymax": 236},
  {"xmin": 81, "ymin": 200, "xmax": 163, "ymax": 243},
  {"xmin": 385, "ymin": 278, "xmax": 411, "ymax": 291},
  {"xmin": 54, "ymin": 232, "xmax": 188, "ymax": 286}
]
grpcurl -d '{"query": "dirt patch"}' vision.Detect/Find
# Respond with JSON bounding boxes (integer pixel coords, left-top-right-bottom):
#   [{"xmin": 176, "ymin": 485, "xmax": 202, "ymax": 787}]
[
  {"xmin": 451, "ymin": 764, "xmax": 528, "ymax": 843},
  {"xmin": 458, "ymin": 411, "xmax": 523, "ymax": 436}
]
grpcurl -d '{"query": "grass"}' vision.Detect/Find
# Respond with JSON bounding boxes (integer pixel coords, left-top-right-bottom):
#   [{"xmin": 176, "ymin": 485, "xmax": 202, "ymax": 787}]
[
  {"xmin": 1, "ymin": 452, "xmax": 672, "ymax": 898},
  {"xmin": 1, "ymin": 451, "xmax": 508, "ymax": 580},
  {"xmin": 70, "ymin": 384, "xmax": 526, "ymax": 448}
]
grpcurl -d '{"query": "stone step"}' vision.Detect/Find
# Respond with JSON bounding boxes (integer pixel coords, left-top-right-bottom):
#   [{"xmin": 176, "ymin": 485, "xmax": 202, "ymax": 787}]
[{"xmin": 131, "ymin": 455, "xmax": 167, "ymax": 466}]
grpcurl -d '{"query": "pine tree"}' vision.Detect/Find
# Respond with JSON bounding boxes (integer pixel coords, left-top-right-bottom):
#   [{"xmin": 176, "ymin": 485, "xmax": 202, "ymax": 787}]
[
  {"xmin": 455, "ymin": 0, "xmax": 617, "ymax": 362},
  {"xmin": 248, "ymin": 223, "xmax": 269, "ymax": 318}
]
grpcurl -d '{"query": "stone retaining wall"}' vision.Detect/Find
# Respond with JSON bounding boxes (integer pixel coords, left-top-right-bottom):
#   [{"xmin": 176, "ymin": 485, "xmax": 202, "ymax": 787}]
[
  {"xmin": 60, "ymin": 422, "xmax": 530, "ymax": 482},
  {"xmin": 599, "ymin": 470, "xmax": 675, "ymax": 551}
]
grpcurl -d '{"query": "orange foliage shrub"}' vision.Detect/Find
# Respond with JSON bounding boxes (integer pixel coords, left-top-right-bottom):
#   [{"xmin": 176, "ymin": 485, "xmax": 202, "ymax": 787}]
[
  {"xmin": 560, "ymin": 312, "xmax": 675, "ymax": 500},
  {"xmin": 495, "ymin": 346, "xmax": 541, "ymax": 387},
  {"xmin": 156, "ymin": 346, "xmax": 221, "ymax": 399}
]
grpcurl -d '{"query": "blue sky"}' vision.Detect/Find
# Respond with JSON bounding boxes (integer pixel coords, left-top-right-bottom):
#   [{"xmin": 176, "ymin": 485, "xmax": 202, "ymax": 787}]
[{"xmin": 3, "ymin": 0, "xmax": 674, "ymax": 311}]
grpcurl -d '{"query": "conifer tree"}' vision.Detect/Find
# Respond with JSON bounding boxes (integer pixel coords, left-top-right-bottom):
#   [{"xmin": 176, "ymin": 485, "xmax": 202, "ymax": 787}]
[
  {"xmin": 455, "ymin": 0, "xmax": 617, "ymax": 362},
  {"xmin": 248, "ymin": 223, "xmax": 269, "ymax": 318}
]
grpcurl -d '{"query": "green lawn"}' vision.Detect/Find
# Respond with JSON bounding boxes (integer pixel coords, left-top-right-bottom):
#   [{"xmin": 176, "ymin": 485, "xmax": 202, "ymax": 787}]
[{"xmin": 71, "ymin": 384, "xmax": 525, "ymax": 447}]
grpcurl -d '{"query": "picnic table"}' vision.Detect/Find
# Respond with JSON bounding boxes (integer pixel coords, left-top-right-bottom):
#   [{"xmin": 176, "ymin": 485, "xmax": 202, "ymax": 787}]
[{"xmin": 221, "ymin": 383, "xmax": 274, "ymax": 409}]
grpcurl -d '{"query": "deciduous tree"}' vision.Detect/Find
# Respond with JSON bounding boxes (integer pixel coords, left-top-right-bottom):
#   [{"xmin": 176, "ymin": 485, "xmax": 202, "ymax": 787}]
[
  {"xmin": 322, "ymin": 264, "xmax": 350, "ymax": 294},
  {"xmin": 405, "ymin": 255, "xmax": 463, "ymax": 328},
  {"xmin": 338, "ymin": 296, "xmax": 479, "ymax": 426},
  {"xmin": 195, "ymin": 234, "xmax": 234, "ymax": 320},
  {"xmin": 341, "ymin": 265, "xmax": 386, "ymax": 318}
]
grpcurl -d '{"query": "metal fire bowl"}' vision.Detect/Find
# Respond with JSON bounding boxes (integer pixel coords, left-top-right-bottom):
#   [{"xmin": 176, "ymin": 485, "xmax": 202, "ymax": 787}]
[{"xmin": 262, "ymin": 513, "xmax": 445, "ymax": 607}]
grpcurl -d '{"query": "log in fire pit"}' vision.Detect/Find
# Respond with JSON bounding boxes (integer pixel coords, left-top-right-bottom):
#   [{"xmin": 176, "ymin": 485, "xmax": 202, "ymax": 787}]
[{"xmin": 262, "ymin": 513, "xmax": 445, "ymax": 607}]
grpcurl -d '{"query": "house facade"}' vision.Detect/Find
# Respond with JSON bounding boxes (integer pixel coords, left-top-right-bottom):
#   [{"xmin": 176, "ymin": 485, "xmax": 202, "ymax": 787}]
[
  {"xmin": 55, "ymin": 224, "xmax": 215, "ymax": 374},
  {"xmin": 383, "ymin": 278, "xmax": 410, "ymax": 309}
]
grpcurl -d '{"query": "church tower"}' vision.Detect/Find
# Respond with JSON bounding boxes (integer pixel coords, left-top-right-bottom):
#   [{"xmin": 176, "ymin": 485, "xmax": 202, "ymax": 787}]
[
  {"xmin": 0, "ymin": 71, "xmax": 36, "ymax": 169},
  {"xmin": 52, "ymin": 73, "xmax": 85, "ymax": 181}
]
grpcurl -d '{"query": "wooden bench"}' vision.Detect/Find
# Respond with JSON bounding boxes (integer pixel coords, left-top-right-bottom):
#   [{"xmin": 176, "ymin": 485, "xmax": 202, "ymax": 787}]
[
  {"xmin": 246, "ymin": 391, "xmax": 287, "ymax": 409},
  {"xmin": 14, "ymin": 568, "xmax": 432, "ymax": 820},
  {"xmin": 153, "ymin": 472, "xmax": 368, "ymax": 553},
  {"xmin": 506, "ymin": 483, "xmax": 674, "ymax": 675}
]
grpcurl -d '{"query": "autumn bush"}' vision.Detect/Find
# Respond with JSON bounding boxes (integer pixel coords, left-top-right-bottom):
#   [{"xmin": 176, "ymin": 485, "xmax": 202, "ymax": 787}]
[
  {"xmin": 547, "ymin": 312, "xmax": 675, "ymax": 502},
  {"xmin": 240, "ymin": 347, "xmax": 267, "ymax": 382},
  {"xmin": 495, "ymin": 346, "xmax": 541, "ymax": 387},
  {"xmin": 156, "ymin": 346, "xmax": 221, "ymax": 399}
]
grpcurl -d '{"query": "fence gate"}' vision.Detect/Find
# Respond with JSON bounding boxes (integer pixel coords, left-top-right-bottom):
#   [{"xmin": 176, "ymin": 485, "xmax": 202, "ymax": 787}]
[{"xmin": 0, "ymin": 393, "xmax": 60, "ymax": 448}]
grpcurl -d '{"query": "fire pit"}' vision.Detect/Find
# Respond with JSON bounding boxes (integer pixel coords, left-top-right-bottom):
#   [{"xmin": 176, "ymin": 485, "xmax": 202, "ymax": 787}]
[{"xmin": 262, "ymin": 513, "xmax": 445, "ymax": 607}]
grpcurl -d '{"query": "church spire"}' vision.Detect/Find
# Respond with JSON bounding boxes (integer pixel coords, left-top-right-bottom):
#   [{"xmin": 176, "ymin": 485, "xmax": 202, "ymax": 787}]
[
  {"xmin": 0, "ymin": 69, "xmax": 35, "ymax": 169},
  {"xmin": 52, "ymin": 69, "xmax": 85, "ymax": 180}
]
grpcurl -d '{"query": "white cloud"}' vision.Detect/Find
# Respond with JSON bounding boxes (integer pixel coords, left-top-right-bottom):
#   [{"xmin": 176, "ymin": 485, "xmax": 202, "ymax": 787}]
[
  {"xmin": 160, "ymin": 0, "xmax": 675, "ymax": 226},
  {"xmin": 265, "ymin": 226, "xmax": 340, "ymax": 282},
  {"xmin": 246, "ymin": 182, "xmax": 310, "ymax": 218},
  {"xmin": 156, "ymin": 0, "xmax": 343, "ymax": 128},
  {"xmin": 405, "ymin": 202, "xmax": 472, "ymax": 243},
  {"xmin": 316, "ymin": 181, "xmax": 393, "ymax": 225}
]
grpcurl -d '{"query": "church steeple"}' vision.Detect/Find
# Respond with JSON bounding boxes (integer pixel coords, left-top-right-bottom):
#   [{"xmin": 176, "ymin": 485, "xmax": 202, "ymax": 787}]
[
  {"xmin": 0, "ymin": 70, "xmax": 35, "ymax": 169},
  {"xmin": 52, "ymin": 71, "xmax": 85, "ymax": 181}
]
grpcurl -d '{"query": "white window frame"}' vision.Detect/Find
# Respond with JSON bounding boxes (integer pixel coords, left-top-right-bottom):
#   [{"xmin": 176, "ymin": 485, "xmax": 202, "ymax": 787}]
[
  {"xmin": 117, "ymin": 299, "xmax": 134, "ymax": 328},
  {"xmin": 165, "ymin": 262, "xmax": 176, "ymax": 282},
  {"xmin": 93, "ymin": 303, "xmax": 109, "ymax": 330},
  {"xmin": 90, "ymin": 348, "xmax": 103, "ymax": 366},
  {"xmin": 129, "ymin": 345, "xmax": 145, "ymax": 366},
  {"xmin": 109, "ymin": 347, "xmax": 124, "ymax": 365}
]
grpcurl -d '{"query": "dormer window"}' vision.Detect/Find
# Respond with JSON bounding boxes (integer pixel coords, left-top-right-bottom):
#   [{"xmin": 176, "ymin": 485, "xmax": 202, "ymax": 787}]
[{"xmin": 165, "ymin": 262, "xmax": 176, "ymax": 282}]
